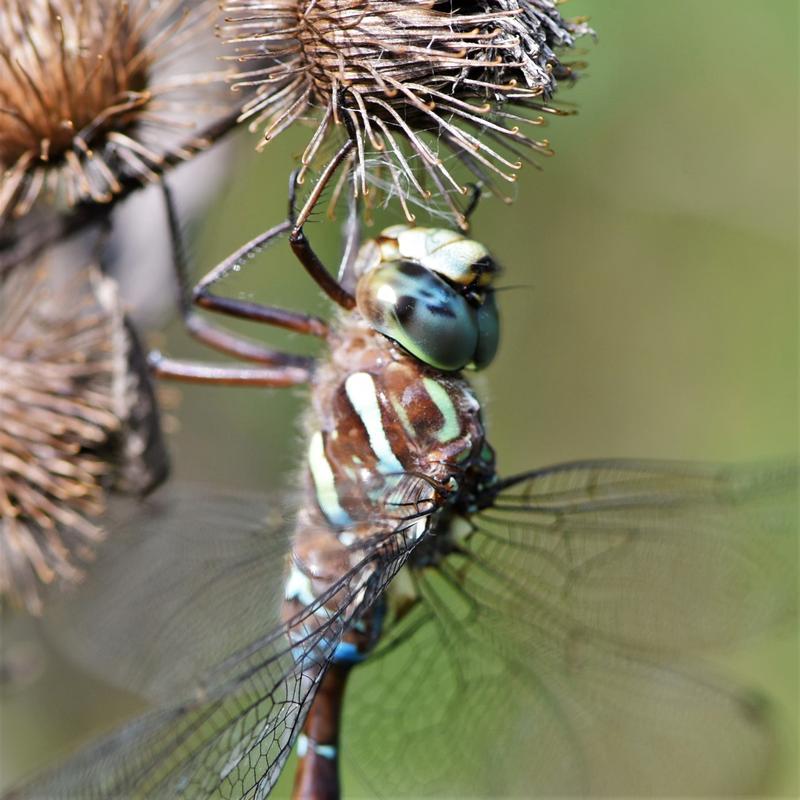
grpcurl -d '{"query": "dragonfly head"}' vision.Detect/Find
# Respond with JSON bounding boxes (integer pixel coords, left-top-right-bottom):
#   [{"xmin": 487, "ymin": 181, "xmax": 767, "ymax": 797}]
[{"xmin": 354, "ymin": 225, "xmax": 500, "ymax": 372}]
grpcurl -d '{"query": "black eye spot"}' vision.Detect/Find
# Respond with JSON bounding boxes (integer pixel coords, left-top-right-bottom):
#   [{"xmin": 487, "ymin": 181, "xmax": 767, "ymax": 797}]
[
  {"xmin": 425, "ymin": 301, "xmax": 456, "ymax": 318},
  {"xmin": 395, "ymin": 294, "xmax": 417, "ymax": 325}
]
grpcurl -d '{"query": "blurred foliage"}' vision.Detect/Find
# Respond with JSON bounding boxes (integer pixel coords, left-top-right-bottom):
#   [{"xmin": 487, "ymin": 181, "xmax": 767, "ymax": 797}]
[{"xmin": 1, "ymin": 0, "xmax": 797, "ymax": 796}]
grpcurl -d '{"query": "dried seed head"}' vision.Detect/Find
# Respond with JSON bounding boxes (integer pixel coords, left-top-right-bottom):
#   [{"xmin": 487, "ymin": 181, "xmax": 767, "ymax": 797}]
[
  {"xmin": 0, "ymin": 254, "xmax": 168, "ymax": 615},
  {"xmin": 223, "ymin": 0, "xmax": 591, "ymax": 225},
  {"xmin": 0, "ymin": 0, "xmax": 233, "ymax": 222}
]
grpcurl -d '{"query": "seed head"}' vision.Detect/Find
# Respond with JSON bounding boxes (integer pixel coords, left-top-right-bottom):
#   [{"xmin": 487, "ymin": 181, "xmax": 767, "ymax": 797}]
[
  {"xmin": 223, "ymin": 0, "xmax": 591, "ymax": 225},
  {"xmin": 0, "ymin": 255, "xmax": 168, "ymax": 615},
  {"xmin": 0, "ymin": 0, "xmax": 233, "ymax": 222}
]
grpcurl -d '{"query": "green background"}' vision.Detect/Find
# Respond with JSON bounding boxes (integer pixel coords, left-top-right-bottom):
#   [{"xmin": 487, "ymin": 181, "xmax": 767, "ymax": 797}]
[{"xmin": 2, "ymin": 0, "xmax": 797, "ymax": 795}]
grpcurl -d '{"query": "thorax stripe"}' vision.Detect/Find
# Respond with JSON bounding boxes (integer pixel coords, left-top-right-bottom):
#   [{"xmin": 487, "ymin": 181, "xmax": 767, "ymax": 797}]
[
  {"xmin": 344, "ymin": 372, "xmax": 403, "ymax": 473},
  {"xmin": 422, "ymin": 377, "xmax": 460, "ymax": 442},
  {"xmin": 308, "ymin": 431, "xmax": 352, "ymax": 526}
]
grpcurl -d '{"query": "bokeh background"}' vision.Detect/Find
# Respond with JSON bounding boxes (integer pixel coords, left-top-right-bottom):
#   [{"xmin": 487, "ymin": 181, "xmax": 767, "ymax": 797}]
[{"xmin": 2, "ymin": 0, "xmax": 797, "ymax": 795}]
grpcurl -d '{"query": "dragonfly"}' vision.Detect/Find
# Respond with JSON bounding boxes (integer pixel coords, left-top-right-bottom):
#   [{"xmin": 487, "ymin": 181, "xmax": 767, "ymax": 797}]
[{"xmin": 7, "ymin": 173, "xmax": 795, "ymax": 798}]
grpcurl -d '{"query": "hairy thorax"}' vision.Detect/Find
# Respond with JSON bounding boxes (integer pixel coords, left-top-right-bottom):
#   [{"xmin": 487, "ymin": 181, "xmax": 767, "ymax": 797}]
[
  {"xmin": 285, "ymin": 312, "xmax": 495, "ymax": 629},
  {"xmin": 310, "ymin": 313, "xmax": 492, "ymax": 520}
]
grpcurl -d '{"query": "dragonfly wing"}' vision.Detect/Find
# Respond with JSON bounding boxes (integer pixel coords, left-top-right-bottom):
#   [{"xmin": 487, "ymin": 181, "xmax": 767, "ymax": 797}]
[
  {"xmin": 479, "ymin": 459, "xmax": 797, "ymax": 651},
  {"xmin": 12, "ymin": 493, "xmax": 432, "ymax": 799},
  {"xmin": 16, "ymin": 560, "xmax": 361, "ymax": 798},
  {"xmin": 343, "ymin": 459, "xmax": 796, "ymax": 796},
  {"xmin": 41, "ymin": 484, "xmax": 294, "ymax": 703},
  {"xmin": 346, "ymin": 592, "xmax": 774, "ymax": 796},
  {"xmin": 17, "ymin": 618, "xmax": 322, "ymax": 799}
]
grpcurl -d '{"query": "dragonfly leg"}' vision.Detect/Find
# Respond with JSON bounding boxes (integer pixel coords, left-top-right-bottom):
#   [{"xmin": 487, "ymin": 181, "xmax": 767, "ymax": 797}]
[
  {"xmin": 290, "ymin": 136, "xmax": 355, "ymax": 235},
  {"xmin": 288, "ymin": 93, "xmax": 360, "ymax": 309},
  {"xmin": 463, "ymin": 183, "xmax": 483, "ymax": 223},
  {"xmin": 161, "ymin": 183, "xmax": 327, "ymax": 369},
  {"xmin": 148, "ymin": 352, "xmax": 311, "ymax": 387},
  {"xmin": 149, "ymin": 183, "xmax": 316, "ymax": 386},
  {"xmin": 288, "ymin": 171, "xmax": 357, "ymax": 311}
]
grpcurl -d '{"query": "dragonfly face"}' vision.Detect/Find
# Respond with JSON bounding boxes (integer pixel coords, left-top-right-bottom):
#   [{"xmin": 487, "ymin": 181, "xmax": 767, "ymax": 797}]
[
  {"xmin": 353, "ymin": 225, "xmax": 500, "ymax": 371},
  {"xmin": 8, "ymin": 219, "xmax": 795, "ymax": 800}
]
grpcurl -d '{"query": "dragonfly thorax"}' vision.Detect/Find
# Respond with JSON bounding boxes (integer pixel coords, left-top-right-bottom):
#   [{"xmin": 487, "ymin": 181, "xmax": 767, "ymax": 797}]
[
  {"xmin": 307, "ymin": 313, "xmax": 496, "ymax": 537},
  {"xmin": 353, "ymin": 225, "xmax": 500, "ymax": 372}
]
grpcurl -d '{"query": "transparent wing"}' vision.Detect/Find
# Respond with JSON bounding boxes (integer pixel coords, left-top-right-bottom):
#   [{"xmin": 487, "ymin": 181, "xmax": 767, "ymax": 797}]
[
  {"xmin": 477, "ymin": 459, "xmax": 796, "ymax": 650},
  {"xmin": 19, "ymin": 589, "xmax": 340, "ymax": 799},
  {"xmin": 343, "ymin": 459, "xmax": 797, "ymax": 797},
  {"xmin": 42, "ymin": 484, "xmax": 294, "ymax": 702},
  {"xmin": 13, "ymin": 482, "xmax": 434, "ymax": 799}
]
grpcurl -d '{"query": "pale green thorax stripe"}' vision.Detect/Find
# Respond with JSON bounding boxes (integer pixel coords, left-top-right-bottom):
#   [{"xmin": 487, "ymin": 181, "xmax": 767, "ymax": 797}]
[
  {"xmin": 308, "ymin": 431, "xmax": 351, "ymax": 526},
  {"xmin": 422, "ymin": 377, "xmax": 460, "ymax": 442},
  {"xmin": 345, "ymin": 372, "xmax": 403, "ymax": 473},
  {"xmin": 390, "ymin": 395, "xmax": 416, "ymax": 438}
]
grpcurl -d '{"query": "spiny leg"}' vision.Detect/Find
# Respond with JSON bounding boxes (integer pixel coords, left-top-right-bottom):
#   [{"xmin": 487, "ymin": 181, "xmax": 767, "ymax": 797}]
[
  {"xmin": 150, "ymin": 182, "xmax": 318, "ymax": 388},
  {"xmin": 289, "ymin": 168, "xmax": 357, "ymax": 311},
  {"xmin": 163, "ymin": 182, "xmax": 327, "ymax": 352},
  {"xmin": 290, "ymin": 137, "xmax": 355, "ymax": 238},
  {"xmin": 191, "ymin": 226, "xmax": 328, "ymax": 339},
  {"xmin": 288, "ymin": 92, "xmax": 362, "ymax": 309}
]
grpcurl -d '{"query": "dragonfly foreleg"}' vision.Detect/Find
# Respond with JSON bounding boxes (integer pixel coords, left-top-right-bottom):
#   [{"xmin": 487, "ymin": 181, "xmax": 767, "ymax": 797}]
[
  {"xmin": 288, "ymin": 170, "xmax": 357, "ymax": 311},
  {"xmin": 290, "ymin": 89, "xmax": 360, "ymax": 237}
]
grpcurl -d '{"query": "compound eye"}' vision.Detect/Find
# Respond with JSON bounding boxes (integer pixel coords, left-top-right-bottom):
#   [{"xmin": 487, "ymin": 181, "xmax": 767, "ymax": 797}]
[
  {"xmin": 356, "ymin": 262, "xmax": 478, "ymax": 371},
  {"xmin": 470, "ymin": 290, "xmax": 500, "ymax": 370}
]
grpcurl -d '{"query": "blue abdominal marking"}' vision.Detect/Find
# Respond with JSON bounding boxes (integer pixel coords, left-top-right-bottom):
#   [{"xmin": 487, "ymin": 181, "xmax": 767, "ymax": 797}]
[
  {"xmin": 330, "ymin": 641, "xmax": 367, "ymax": 665},
  {"xmin": 297, "ymin": 734, "xmax": 337, "ymax": 761}
]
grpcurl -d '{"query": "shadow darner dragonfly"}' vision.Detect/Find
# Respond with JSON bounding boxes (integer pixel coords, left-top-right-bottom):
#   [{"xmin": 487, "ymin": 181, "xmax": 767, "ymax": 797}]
[{"xmin": 9, "ymin": 177, "xmax": 795, "ymax": 798}]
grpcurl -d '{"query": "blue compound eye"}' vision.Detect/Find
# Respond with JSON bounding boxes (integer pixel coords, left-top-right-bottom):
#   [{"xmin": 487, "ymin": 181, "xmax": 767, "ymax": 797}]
[
  {"xmin": 470, "ymin": 290, "xmax": 500, "ymax": 370},
  {"xmin": 356, "ymin": 262, "xmax": 479, "ymax": 371}
]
